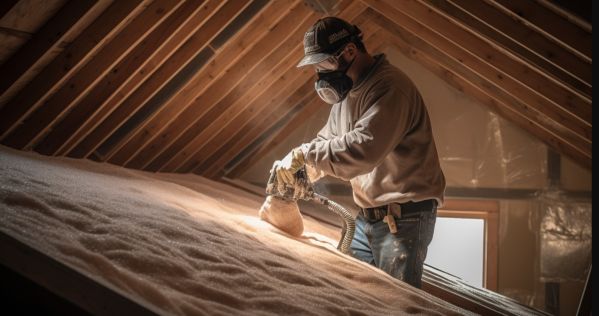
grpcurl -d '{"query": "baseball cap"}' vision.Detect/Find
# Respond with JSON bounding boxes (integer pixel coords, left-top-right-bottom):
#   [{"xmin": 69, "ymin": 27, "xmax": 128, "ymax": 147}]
[{"xmin": 296, "ymin": 17, "xmax": 360, "ymax": 68}]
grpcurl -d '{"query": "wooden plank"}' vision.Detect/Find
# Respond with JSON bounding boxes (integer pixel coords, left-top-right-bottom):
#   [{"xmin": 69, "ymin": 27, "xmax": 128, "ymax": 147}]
[
  {"xmin": 394, "ymin": 0, "xmax": 591, "ymax": 128},
  {"xmin": 2, "ymin": 0, "xmax": 183, "ymax": 150},
  {"xmin": 122, "ymin": 0, "xmax": 310, "ymax": 170},
  {"xmin": 445, "ymin": 0, "xmax": 591, "ymax": 88},
  {"xmin": 202, "ymin": 82, "xmax": 316, "ymax": 179},
  {"xmin": 50, "ymin": 0, "xmax": 227, "ymax": 157},
  {"xmin": 492, "ymin": 0, "xmax": 591, "ymax": 60},
  {"xmin": 225, "ymin": 93, "xmax": 322, "ymax": 179},
  {"xmin": 147, "ymin": 11, "xmax": 320, "ymax": 172},
  {"xmin": 362, "ymin": 1, "xmax": 590, "ymax": 159},
  {"xmin": 485, "ymin": 209, "xmax": 498, "ymax": 291},
  {"xmin": 0, "ymin": 0, "xmax": 96, "ymax": 96},
  {"xmin": 0, "ymin": 0, "xmax": 18, "ymax": 20},
  {"xmin": 0, "ymin": 33, "xmax": 26, "ymax": 71},
  {"xmin": 375, "ymin": 17, "xmax": 591, "ymax": 169},
  {"xmin": 67, "ymin": 0, "xmax": 248, "ymax": 159},
  {"xmin": 0, "ymin": 0, "xmax": 67, "ymax": 33},
  {"xmin": 157, "ymin": 1, "xmax": 367, "ymax": 173},
  {"xmin": 0, "ymin": 0, "xmax": 113, "ymax": 109},
  {"xmin": 0, "ymin": 0, "xmax": 148, "ymax": 140},
  {"xmin": 103, "ymin": 0, "xmax": 297, "ymax": 166},
  {"xmin": 201, "ymin": 24, "xmax": 385, "ymax": 178},
  {"xmin": 34, "ymin": 0, "xmax": 211, "ymax": 156},
  {"xmin": 164, "ymin": 45, "xmax": 311, "ymax": 173},
  {"xmin": 0, "ymin": 231, "xmax": 163, "ymax": 315},
  {"xmin": 423, "ymin": 0, "xmax": 591, "ymax": 99}
]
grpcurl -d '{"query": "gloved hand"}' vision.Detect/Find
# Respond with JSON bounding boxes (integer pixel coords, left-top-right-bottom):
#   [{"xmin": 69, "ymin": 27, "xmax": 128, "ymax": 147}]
[{"xmin": 273, "ymin": 147, "xmax": 305, "ymax": 194}]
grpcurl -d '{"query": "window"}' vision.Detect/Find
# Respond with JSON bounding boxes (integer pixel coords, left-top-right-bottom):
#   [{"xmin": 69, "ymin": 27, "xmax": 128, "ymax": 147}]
[{"xmin": 426, "ymin": 199, "xmax": 499, "ymax": 290}]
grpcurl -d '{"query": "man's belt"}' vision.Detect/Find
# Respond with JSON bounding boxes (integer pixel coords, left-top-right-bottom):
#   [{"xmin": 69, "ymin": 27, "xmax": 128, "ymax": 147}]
[{"xmin": 359, "ymin": 199, "xmax": 436, "ymax": 221}]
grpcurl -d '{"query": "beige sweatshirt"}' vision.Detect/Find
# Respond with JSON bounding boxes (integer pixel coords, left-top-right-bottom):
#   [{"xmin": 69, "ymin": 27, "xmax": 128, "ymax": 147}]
[{"xmin": 303, "ymin": 54, "xmax": 446, "ymax": 208}]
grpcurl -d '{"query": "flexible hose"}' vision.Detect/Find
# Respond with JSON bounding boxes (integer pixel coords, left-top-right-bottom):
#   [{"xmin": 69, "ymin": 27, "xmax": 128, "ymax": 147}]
[{"xmin": 312, "ymin": 193, "xmax": 355, "ymax": 254}]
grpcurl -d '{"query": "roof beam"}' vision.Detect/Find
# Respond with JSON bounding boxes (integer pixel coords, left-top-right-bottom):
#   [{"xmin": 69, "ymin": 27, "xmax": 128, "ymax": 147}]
[
  {"xmin": 364, "ymin": 8, "xmax": 590, "ymax": 169},
  {"xmin": 388, "ymin": 0, "xmax": 591, "ymax": 129},
  {"xmin": 200, "ymin": 20, "xmax": 384, "ymax": 178},
  {"xmin": 66, "ymin": 0, "xmax": 250, "ymax": 160},
  {"xmin": 0, "ymin": 0, "xmax": 149, "ymax": 142},
  {"xmin": 0, "ymin": 0, "xmax": 97, "ymax": 97},
  {"xmin": 449, "ymin": 0, "xmax": 590, "ymax": 86},
  {"xmin": 148, "ymin": 11, "xmax": 321, "ymax": 172},
  {"xmin": 102, "ymin": 0, "xmax": 294, "ymax": 166},
  {"xmin": 493, "ymin": 0, "xmax": 591, "ymax": 60},
  {"xmin": 225, "ymin": 93, "xmax": 322, "ymax": 179},
  {"xmin": 424, "ymin": 0, "xmax": 590, "ymax": 98},
  {"xmin": 121, "ymin": 0, "xmax": 312, "ymax": 171},
  {"xmin": 2, "ymin": 0, "xmax": 185, "ymax": 150},
  {"xmin": 34, "ymin": 0, "xmax": 217, "ymax": 156},
  {"xmin": 361, "ymin": 0, "xmax": 590, "ymax": 162},
  {"xmin": 0, "ymin": 1, "xmax": 18, "ymax": 19}
]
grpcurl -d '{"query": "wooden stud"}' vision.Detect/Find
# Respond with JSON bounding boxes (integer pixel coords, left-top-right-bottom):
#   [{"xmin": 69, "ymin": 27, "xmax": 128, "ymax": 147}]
[
  {"xmin": 122, "ymin": 1, "xmax": 310, "ymax": 170},
  {"xmin": 2, "ymin": 0, "xmax": 183, "ymax": 150},
  {"xmin": 423, "ymin": 0, "xmax": 591, "ymax": 99},
  {"xmin": 0, "ymin": 1, "xmax": 18, "ymax": 19},
  {"xmin": 201, "ymin": 81, "xmax": 317, "ymax": 179},
  {"xmin": 161, "ymin": 1, "xmax": 368, "ymax": 174},
  {"xmin": 67, "ymin": 0, "xmax": 249, "ymax": 159},
  {"xmin": 147, "ymin": 12, "xmax": 320, "ymax": 172},
  {"xmin": 376, "ymin": 18, "xmax": 590, "ymax": 169},
  {"xmin": 385, "ymin": 0, "xmax": 591, "ymax": 128},
  {"xmin": 444, "ymin": 0, "xmax": 591, "ymax": 87},
  {"xmin": 0, "ymin": 0, "xmax": 148, "ymax": 140},
  {"xmin": 226, "ymin": 94, "xmax": 323, "ymax": 178},
  {"xmin": 494, "ymin": 0, "xmax": 591, "ymax": 59},
  {"xmin": 34, "ymin": 0, "xmax": 213, "ymax": 156},
  {"xmin": 200, "ymin": 24, "xmax": 384, "ymax": 178},
  {"xmin": 103, "ymin": 0, "xmax": 300, "ymax": 166},
  {"xmin": 362, "ymin": 1, "xmax": 590, "ymax": 160},
  {"xmin": 0, "ymin": 0, "xmax": 96, "ymax": 97}
]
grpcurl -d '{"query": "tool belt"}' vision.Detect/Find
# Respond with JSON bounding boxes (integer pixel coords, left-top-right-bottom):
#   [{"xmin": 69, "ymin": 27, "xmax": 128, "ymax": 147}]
[{"xmin": 359, "ymin": 199, "xmax": 436, "ymax": 221}]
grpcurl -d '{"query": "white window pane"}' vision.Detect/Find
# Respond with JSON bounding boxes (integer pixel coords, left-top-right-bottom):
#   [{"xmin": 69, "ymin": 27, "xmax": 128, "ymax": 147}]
[{"xmin": 425, "ymin": 217, "xmax": 485, "ymax": 287}]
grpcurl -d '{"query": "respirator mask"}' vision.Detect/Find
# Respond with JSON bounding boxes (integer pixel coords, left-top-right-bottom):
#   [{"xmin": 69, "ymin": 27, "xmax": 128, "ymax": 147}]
[{"xmin": 314, "ymin": 46, "xmax": 355, "ymax": 104}]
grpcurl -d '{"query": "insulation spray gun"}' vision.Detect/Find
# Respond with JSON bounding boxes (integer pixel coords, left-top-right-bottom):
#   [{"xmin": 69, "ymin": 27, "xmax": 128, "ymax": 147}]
[{"xmin": 265, "ymin": 166, "xmax": 355, "ymax": 254}]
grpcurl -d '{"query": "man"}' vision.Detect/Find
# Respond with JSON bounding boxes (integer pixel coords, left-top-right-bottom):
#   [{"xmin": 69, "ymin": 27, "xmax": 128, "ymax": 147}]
[{"xmin": 272, "ymin": 17, "xmax": 445, "ymax": 288}]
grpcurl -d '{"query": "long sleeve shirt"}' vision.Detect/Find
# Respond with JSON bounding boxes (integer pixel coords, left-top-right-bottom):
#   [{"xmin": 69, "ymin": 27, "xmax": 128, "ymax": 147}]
[{"xmin": 302, "ymin": 54, "xmax": 446, "ymax": 208}]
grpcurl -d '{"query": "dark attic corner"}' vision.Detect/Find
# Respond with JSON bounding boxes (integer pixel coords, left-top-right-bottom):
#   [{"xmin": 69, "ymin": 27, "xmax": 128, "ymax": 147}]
[{"xmin": 0, "ymin": 0, "xmax": 592, "ymax": 315}]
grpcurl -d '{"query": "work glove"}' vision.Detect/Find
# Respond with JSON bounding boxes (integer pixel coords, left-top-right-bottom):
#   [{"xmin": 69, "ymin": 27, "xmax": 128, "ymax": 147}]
[{"xmin": 273, "ymin": 147, "xmax": 305, "ymax": 194}]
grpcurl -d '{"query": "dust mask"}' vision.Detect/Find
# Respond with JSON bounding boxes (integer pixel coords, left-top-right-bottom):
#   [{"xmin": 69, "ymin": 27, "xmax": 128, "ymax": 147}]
[{"xmin": 315, "ymin": 56, "xmax": 355, "ymax": 104}]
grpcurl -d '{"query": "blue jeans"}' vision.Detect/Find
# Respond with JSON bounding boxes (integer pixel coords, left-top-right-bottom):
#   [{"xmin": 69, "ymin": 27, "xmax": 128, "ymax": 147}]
[{"xmin": 349, "ymin": 206, "xmax": 437, "ymax": 288}]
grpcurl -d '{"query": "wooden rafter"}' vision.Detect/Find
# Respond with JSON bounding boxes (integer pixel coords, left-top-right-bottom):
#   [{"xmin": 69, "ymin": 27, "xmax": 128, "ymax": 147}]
[
  {"xmin": 148, "ymin": 12, "xmax": 321, "ymax": 172},
  {"xmin": 0, "ymin": 0, "xmax": 592, "ymax": 175},
  {"xmin": 0, "ymin": 0, "xmax": 149, "ymax": 139},
  {"xmin": 0, "ymin": 0, "xmax": 97, "ymax": 97},
  {"xmin": 201, "ymin": 19, "xmax": 386, "ymax": 178},
  {"xmin": 102, "ymin": 0, "xmax": 288, "ymax": 166},
  {"xmin": 3, "ymin": 0, "xmax": 185, "ymax": 150},
  {"xmin": 494, "ymin": 0, "xmax": 591, "ymax": 59},
  {"xmin": 361, "ymin": 0, "xmax": 590, "ymax": 169},
  {"xmin": 121, "ymin": 0, "xmax": 314, "ymax": 171},
  {"xmin": 67, "ymin": 0, "xmax": 251, "ymax": 160},
  {"xmin": 423, "ymin": 0, "xmax": 591, "ymax": 98},
  {"xmin": 0, "ymin": 1, "xmax": 18, "ymax": 19},
  {"xmin": 366, "ymin": 8, "xmax": 591, "ymax": 169},
  {"xmin": 34, "ymin": 0, "xmax": 215, "ymax": 156}
]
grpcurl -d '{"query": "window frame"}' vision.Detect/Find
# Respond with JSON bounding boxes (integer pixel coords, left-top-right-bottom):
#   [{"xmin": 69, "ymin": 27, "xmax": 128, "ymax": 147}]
[{"xmin": 437, "ymin": 199, "xmax": 499, "ymax": 290}]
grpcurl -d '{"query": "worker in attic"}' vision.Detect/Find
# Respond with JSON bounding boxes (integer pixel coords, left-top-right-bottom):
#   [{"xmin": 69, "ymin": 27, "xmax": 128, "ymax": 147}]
[{"xmin": 269, "ymin": 16, "xmax": 446, "ymax": 289}]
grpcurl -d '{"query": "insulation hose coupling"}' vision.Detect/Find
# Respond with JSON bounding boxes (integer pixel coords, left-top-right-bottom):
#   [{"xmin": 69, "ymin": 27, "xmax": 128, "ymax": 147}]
[{"xmin": 312, "ymin": 193, "xmax": 355, "ymax": 254}]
